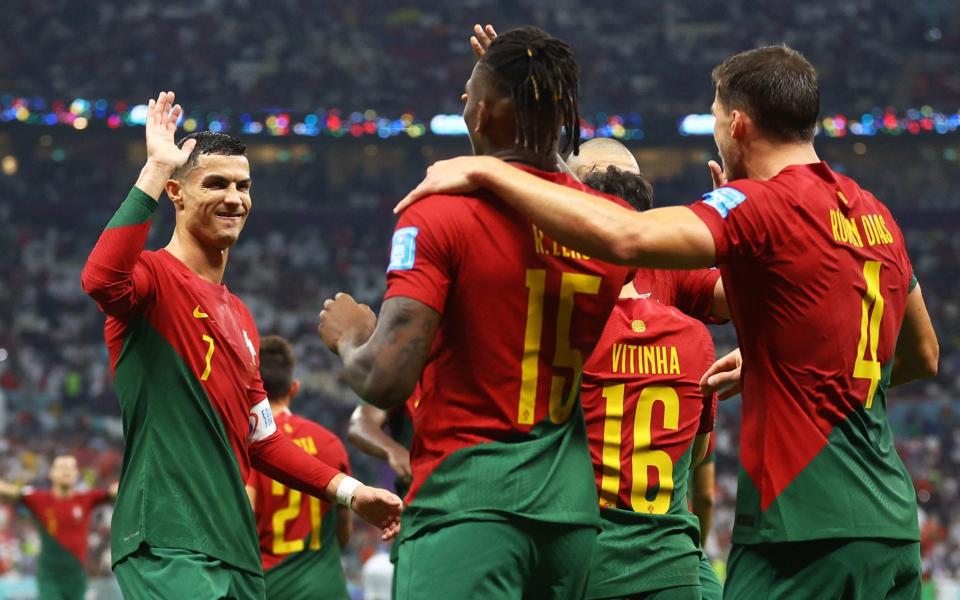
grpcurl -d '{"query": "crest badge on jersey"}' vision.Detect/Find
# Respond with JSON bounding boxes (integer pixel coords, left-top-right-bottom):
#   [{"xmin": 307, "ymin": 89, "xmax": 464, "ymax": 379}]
[
  {"xmin": 703, "ymin": 186, "xmax": 747, "ymax": 218},
  {"xmin": 387, "ymin": 227, "xmax": 419, "ymax": 271}
]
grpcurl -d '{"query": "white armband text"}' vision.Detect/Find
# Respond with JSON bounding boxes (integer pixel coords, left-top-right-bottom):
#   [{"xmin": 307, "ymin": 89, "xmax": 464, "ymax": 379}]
[{"xmin": 248, "ymin": 398, "xmax": 276, "ymax": 443}]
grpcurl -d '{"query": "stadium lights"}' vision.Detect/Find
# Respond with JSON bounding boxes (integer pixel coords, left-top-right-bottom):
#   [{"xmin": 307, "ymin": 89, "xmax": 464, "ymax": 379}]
[{"xmin": 1, "ymin": 94, "xmax": 959, "ymax": 140}]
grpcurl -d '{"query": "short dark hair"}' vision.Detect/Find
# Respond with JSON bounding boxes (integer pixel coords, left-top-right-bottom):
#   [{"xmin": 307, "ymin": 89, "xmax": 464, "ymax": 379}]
[
  {"xmin": 480, "ymin": 26, "xmax": 581, "ymax": 156},
  {"xmin": 259, "ymin": 335, "xmax": 295, "ymax": 400},
  {"xmin": 712, "ymin": 45, "xmax": 820, "ymax": 142},
  {"xmin": 173, "ymin": 131, "xmax": 246, "ymax": 178},
  {"xmin": 582, "ymin": 165, "xmax": 654, "ymax": 212}
]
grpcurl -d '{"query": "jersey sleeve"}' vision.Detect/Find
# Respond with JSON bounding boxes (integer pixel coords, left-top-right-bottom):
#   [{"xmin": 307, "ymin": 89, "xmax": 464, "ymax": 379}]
[
  {"xmin": 85, "ymin": 489, "xmax": 111, "ymax": 508},
  {"xmin": 687, "ymin": 182, "xmax": 782, "ymax": 263},
  {"xmin": 242, "ymin": 305, "xmax": 268, "ymax": 408},
  {"xmin": 673, "ymin": 268, "xmax": 723, "ymax": 323},
  {"xmin": 80, "ymin": 187, "xmax": 159, "ymax": 318},
  {"xmin": 19, "ymin": 489, "xmax": 43, "ymax": 516},
  {"xmin": 384, "ymin": 195, "xmax": 467, "ymax": 314}
]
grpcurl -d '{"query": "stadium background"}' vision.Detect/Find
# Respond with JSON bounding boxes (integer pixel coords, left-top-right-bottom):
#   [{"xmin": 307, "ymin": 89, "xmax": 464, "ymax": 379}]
[{"xmin": 1, "ymin": 1, "xmax": 959, "ymax": 598}]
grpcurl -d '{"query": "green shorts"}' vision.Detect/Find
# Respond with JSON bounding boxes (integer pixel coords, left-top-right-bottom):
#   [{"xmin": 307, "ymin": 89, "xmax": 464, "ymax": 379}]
[
  {"xmin": 114, "ymin": 544, "xmax": 265, "ymax": 600},
  {"xmin": 37, "ymin": 571, "xmax": 86, "ymax": 600},
  {"xmin": 697, "ymin": 551, "xmax": 722, "ymax": 600},
  {"xmin": 263, "ymin": 550, "xmax": 349, "ymax": 600},
  {"xmin": 395, "ymin": 519, "xmax": 597, "ymax": 600},
  {"xmin": 725, "ymin": 539, "xmax": 920, "ymax": 600}
]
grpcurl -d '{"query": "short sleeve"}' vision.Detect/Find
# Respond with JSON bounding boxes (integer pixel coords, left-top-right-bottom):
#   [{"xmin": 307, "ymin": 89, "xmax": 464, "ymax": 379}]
[
  {"xmin": 688, "ymin": 182, "xmax": 778, "ymax": 263},
  {"xmin": 674, "ymin": 268, "xmax": 723, "ymax": 323},
  {"xmin": 384, "ymin": 196, "xmax": 465, "ymax": 315}
]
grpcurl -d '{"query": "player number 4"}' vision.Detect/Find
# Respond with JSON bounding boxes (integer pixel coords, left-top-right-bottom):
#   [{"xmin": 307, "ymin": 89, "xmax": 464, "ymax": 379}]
[
  {"xmin": 853, "ymin": 261, "xmax": 884, "ymax": 409},
  {"xmin": 518, "ymin": 270, "xmax": 601, "ymax": 426}
]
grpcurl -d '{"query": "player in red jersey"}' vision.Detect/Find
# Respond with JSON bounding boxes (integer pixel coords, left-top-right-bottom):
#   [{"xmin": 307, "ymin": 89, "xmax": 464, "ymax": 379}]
[
  {"xmin": 319, "ymin": 27, "xmax": 633, "ymax": 599},
  {"xmin": 246, "ymin": 336, "xmax": 352, "ymax": 600},
  {"xmin": 81, "ymin": 91, "xmax": 401, "ymax": 599},
  {"xmin": 396, "ymin": 46, "xmax": 939, "ymax": 600},
  {"xmin": 0, "ymin": 455, "xmax": 116, "ymax": 600}
]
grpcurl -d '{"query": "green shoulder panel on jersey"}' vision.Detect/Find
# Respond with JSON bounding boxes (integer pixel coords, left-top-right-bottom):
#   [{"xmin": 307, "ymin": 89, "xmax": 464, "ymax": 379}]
[
  {"xmin": 587, "ymin": 445, "xmax": 701, "ymax": 598},
  {"xmin": 399, "ymin": 404, "xmax": 599, "ymax": 544},
  {"xmin": 265, "ymin": 510, "xmax": 348, "ymax": 600},
  {"xmin": 733, "ymin": 361, "xmax": 918, "ymax": 544},
  {"xmin": 111, "ymin": 316, "xmax": 261, "ymax": 575},
  {"xmin": 32, "ymin": 521, "xmax": 86, "ymax": 584},
  {"xmin": 106, "ymin": 187, "xmax": 157, "ymax": 229}
]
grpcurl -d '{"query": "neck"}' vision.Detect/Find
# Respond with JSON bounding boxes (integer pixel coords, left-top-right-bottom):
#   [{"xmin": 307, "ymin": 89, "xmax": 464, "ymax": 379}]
[
  {"xmin": 166, "ymin": 229, "xmax": 228, "ymax": 284},
  {"xmin": 485, "ymin": 147, "xmax": 561, "ymax": 172},
  {"xmin": 269, "ymin": 400, "xmax": 291, "ymax": 417},
  {"xmin": 53, "ymin": 485, "xmax": 72, "ymax": 499},
  {"xmin": 742, "ymin": 139, "xmax": 820, "ymax": 181}
]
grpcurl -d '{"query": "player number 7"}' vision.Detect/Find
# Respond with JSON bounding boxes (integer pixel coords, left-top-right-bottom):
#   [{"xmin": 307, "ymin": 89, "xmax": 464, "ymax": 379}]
[{"xmin": 518, "ymin": 270, "xmax": 601, "ymax": 425}]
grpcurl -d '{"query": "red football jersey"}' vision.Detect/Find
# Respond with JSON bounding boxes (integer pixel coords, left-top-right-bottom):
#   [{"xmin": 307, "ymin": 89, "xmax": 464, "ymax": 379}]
[
  {"xmin": 688, "ymin": 162, "xmax": 917, "ymax": 542},
  {"xmin": 385, "ymin": 165, "xmax": 634, "ymax": 502},
  {"xmin": 582, "ymin": 298, "xmax": 717, "ymax": 513},
  {"xmin": 101, "ymin": 249, "xmax": 268, "ymax": 480},
  {"xmin": 21, "ymin": 489, "xmax": 110, "ymax": 563},
  {"xmin": 631, "ymin": 268, "xmax": 723, "ymax": 324},
  {"xmin": 248, "ymin": 410, "xmax": 350, "ymax": 571}
]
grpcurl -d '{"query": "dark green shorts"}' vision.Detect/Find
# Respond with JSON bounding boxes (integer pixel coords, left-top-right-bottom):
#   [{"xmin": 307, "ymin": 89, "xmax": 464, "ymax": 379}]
[
  {"xmin": 37, "ymin": 573, "xmax": 86, "ymax": 600},
  {"xmin": 725, "ymin": 539, "xmax": 920, "ymax": 600},
  {"xmin": 396, "ymin": 519, "xmax": 597, "ymax": 600},
  {"xmin": 697, "ymin": 551, "xmax": 722, "ymax": 600},
  {"xmin": 114, "ymin": 544, "xmax": 265, "ymax": 600}
]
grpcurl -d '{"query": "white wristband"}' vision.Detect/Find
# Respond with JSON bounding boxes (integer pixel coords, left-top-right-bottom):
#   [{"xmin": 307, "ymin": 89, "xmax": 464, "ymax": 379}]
[{"xmin": 336, "ymin": 476, "xmax": 363, "ymax": 508}]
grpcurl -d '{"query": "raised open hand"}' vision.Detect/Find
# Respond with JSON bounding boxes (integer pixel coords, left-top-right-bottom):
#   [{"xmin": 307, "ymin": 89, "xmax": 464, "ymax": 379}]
[
  {"xmin": 145, "ymin": 91, "xmax": 196, "ymax": 172},
  {"xmin": 470, "ymin": 24, "xmax": 498, "ymax": 58}
]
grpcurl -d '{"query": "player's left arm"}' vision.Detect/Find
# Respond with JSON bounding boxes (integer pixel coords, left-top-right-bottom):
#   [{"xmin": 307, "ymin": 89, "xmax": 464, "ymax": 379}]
[
  {"xmin": 891, "ymin": 283, "xmax": 939, "ymax": 386},
  {"xmin": 396, "ymin": 156, "xmax": 717, "ymax": 268},
  {"xmin": 319, "ymin": 294, "xmax": 439, "ymax": 409},
  {"xmin": 691, "ymin": 433, "xmax": 711, "ymax": 468}
]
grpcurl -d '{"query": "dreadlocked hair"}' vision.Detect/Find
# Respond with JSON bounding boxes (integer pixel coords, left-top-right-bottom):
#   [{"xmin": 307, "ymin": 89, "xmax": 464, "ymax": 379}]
[{"xmin": 480, "ymin": 26, "xmax": 581, "ymax": 156}]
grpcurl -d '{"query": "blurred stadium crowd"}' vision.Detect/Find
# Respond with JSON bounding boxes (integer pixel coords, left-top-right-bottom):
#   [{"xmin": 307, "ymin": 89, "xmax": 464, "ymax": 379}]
[
  {"xmin": 2, "ymin": 0, "xmax": 958, "ymax": 116},
  {"xmin": 1, "ymin": 0, "xmax": 960, "ymax": 595}
]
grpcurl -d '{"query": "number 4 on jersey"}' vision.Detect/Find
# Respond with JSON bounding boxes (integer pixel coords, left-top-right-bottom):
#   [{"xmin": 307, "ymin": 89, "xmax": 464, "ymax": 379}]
[{"xmin": 854, "ymin": 261, "xmax": 884, "ymax": 408}]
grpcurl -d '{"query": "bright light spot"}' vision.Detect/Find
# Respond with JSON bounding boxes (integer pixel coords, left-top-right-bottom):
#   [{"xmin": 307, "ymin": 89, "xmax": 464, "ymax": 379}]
[
  {"xmin": 0, "ymin": 348, "xmax": 7, "ymax": 362},
  {"xmin": 429, "ymin": 114, "xmax": 466, "ymax": 135},
  {"xmin": 128, "ymin": 104, "xmax": 149, "ymax": 125},
  {"xmin": 678, "ymin": 114, "xmax": 715, "ymax": 136},
  {"xmin": 73, "ymin": 117, "xmax": 89, "ymax": 130},
  {"xmin": 183, "ymin": 118, "xmax": 198, "ymax": 132},
  {"xmin": 1, "ymin": 156, "xmax": 17, "ymax": 176}
]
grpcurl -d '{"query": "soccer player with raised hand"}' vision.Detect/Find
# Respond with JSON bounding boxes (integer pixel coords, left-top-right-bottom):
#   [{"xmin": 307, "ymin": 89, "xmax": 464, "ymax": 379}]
[
  {"xmin": 81, "ymin": 91, "xmax": 401, "ymax": 599},
  {"xmin": 319, "ymin": 27, "xmax": 633, "ymax": 599},
  {"xmin": 0, "ymin": 456, "xmax": 116, "ymax": 600},
  {"xmin": 396, "ymin": 47, "xmax": 939, "ymax": 599}
]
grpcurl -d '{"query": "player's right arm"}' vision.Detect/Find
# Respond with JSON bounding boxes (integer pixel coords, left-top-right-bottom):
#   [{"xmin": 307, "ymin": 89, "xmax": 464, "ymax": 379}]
[
  {"xmin": 395, "ymin": 157, "xmax": 717, "ymax": 269},
  {"xmin": 891, "ymin": 284, "xmax": 939, "ymax": 386},
  {"xmin": 81, "ymin": 91, "xmax": 197, "ymax": 316},
  {"xmin": 348, "ymin": 404, "xmax": 412, "ymax": 481}
]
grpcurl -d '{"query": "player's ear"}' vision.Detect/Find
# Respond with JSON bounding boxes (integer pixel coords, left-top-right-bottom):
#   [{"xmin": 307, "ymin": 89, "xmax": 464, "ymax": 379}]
[
  {"xmin": 165, "ymin": 178, "xmax": 185, "ymax": 210},
  {"xmin": 730, "ymin": 109, "xmax": 747, "ymax": 140},
  {"xmin": 287, "ymin": 379, "xmax": 301, "ymax": 400}
]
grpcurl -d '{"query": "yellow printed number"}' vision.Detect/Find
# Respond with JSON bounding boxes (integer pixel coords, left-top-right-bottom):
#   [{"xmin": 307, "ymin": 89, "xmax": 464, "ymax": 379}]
[
  {"xmin": 518, "ymin": 270, "xmax": 601, "ymax": 425},
  {"xmin": 271, "ymin": 481, "xmax": 322, "ymax": 555},
  {"xmin": 853, "ymin": 261, "xmax": 885, "ymax": 409},
  {"xmin": 599, "ymin": 385, "xmax": 679, "ymax": 515},
  {"xmin": 200, "ymin": 335, "xmax": 215, "ymax": 381}
]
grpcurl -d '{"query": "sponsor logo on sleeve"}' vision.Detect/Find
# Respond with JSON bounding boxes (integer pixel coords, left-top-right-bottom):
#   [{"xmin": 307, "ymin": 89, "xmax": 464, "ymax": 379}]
[
  {"xmin": 702, "ymin": 187, "xmax": 747, "ymax": 218},
  {"xmin": 387, "ymin": 227, "xmax": 419, "ymax": 272}
]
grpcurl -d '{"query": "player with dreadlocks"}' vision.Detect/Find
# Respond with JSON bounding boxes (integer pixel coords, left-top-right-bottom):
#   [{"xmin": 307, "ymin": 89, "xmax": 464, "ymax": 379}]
[{"xmin": 317, "ymin": 26, "xmax": 634, "ymax": 599}]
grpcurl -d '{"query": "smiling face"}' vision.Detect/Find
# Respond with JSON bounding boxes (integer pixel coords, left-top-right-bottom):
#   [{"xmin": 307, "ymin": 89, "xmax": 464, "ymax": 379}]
[{"xmin": 169, "ymin": 153, "xmax": 252, "ymax": 249}]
